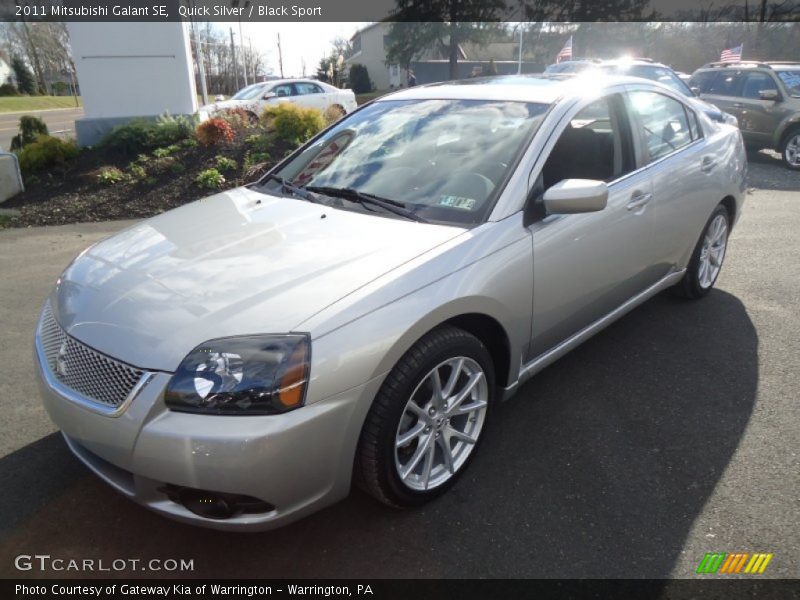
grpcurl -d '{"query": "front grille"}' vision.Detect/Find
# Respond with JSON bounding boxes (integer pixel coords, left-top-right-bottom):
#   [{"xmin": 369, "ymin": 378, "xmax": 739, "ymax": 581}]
[{"xmin": 38, "ymin": 302, "xmax": 145, "ymax": 409}]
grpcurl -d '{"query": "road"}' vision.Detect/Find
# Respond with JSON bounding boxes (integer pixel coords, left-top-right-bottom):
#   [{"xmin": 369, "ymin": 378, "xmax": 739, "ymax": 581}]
[
  {"xmin": 0, "ymin": 107, "xmax": 84, "ymax": 151},
  {"xmin": 0, "ymin": 155, "xmax": 797, "ymax": 579}
]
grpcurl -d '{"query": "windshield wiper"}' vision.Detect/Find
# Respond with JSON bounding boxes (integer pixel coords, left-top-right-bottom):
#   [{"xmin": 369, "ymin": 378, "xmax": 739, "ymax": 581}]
[
  {"xmin": 305, "ymin": 186, "xmax": 429, "ymax": 223},
  {"xmin": 264, "ymin": 174, "xmax": 323, "ymax": 204}
]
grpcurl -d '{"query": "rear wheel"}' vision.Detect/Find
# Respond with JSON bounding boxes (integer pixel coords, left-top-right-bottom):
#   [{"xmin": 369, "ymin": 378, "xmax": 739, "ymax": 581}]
[
  {"xmin": 781, "ymin": 129, "xmax": 800, "ymax": 170},
  {"xmin": 355, "ymin": 326, "xmax": 494, "ymax": 507},
  {"xmin": 673, "ymin": 204, "xmax": 730, "ymax": 299}
]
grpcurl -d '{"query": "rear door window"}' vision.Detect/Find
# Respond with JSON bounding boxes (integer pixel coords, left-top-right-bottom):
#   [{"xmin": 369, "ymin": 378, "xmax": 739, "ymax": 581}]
[
  {"xmin": 706, "ymin": 71, "xmax": 746, "ymax": 96},
  {"xmin": 741, "ymin": 72, "xmax": 779, "ymax": 99},
  {"xmin": 688, "ymin": 71, "xmax": 717, "ymax": 94}
]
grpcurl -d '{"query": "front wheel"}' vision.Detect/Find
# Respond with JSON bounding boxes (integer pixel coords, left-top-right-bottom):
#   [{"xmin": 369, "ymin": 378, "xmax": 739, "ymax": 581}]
[
  {"xmin": 355, "ymin": 326, "xmax": 494, "ymax": 507},
  {"xmin": 781, "ymin": 130, "xmax": 800, "ymax": 170},
  {"xmin": 673, "ymin": 204, "xmax": 730, "ymax": 299}
]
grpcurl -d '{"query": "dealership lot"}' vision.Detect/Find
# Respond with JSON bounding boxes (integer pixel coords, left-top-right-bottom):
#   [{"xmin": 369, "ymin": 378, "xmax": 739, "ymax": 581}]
[{"xmin": 0, "ymin": 152, "xmax": 797, "ymax": 578}]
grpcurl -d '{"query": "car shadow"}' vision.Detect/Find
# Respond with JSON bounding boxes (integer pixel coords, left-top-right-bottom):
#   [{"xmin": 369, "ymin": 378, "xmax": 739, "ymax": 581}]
[
  {"xmin": 0, "ymin": 290, "xmax": 757, "ymax": 579},
  {"xmin": 746, "ymin": 149, "xmax": 800, "ymax": 192}
]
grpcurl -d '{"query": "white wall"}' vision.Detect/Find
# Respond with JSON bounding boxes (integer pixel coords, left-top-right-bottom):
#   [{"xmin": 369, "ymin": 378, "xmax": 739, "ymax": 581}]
[
  {"xmin": 68, "ymin": 22, "xmax": 197, "ymax": 119},
  {"xmin": 347, "ymin": 24, "xmax": 394, "ymax": 91}
]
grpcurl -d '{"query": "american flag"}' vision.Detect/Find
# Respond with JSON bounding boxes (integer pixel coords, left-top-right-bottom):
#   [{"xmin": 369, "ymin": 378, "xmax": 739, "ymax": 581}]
[
  {"xmin": 720, "ymin": 44, "xmax": 743, "ymax": 63},
  {"xmin": 557, "ymin": 36, "xmax": 573, "ymax": 63}
]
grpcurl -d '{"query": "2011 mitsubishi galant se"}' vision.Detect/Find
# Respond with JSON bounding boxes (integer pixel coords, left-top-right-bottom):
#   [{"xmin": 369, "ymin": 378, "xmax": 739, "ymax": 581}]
[{"xmin": 35, "ymin": 75, "xmax": 746, "ymax": 531}]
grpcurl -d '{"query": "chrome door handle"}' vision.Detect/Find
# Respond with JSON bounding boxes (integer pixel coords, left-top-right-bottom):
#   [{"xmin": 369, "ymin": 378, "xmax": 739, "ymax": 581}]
[
  {"xmin": 626, "ymin": 191, "xmax": 652, "ymax": 211},
  {"xmin": 701, "ymin": 157, "xmax": 717, "ymax": 173},
  {"xmin": 732, "ymin": 102, "xmax": 745, "ymax": 108}
]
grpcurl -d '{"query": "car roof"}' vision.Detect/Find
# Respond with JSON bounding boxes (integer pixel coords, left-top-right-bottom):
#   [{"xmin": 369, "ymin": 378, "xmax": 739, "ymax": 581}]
[
  {"xmin": 377, "ymin": 73, "xmax": 664, "ymax": 105},
  {"xmin": 697, "ymin": 61, "xmax": 800, "ymax": 70}
]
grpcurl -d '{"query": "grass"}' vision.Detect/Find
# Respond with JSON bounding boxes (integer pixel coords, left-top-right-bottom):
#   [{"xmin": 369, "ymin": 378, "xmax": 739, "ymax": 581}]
[
  {"xmin": 0, "ymin": 96, "xmax": 82, "ymax": 113},
  {"xmin": 356, "ymin": 91, "xmax": 388, "ymax": 105}
]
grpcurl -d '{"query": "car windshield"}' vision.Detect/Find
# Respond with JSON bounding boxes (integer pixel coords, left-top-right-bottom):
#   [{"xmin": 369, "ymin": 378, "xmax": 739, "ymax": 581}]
[
  {"xmin": 265, "ymin": 99, "xmax": 549, "ymax": 226},
  {"xmin": 231, "ymin": 84, "xmax": 267, "ymax": 100},
  {"xmin": 775, "ymin": 69, "xmax": 800, "ymax": 97}
]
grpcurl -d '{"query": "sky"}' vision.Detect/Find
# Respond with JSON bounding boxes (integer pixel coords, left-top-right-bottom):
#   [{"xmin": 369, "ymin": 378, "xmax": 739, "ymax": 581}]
[{"xmin": 234, "ymin": 22, "xmax": 369, "ymax": 78}]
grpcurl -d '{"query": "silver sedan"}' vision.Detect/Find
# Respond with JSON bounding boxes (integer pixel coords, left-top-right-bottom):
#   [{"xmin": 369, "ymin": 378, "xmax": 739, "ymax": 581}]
[{"xmin": 35, "ymin": 75, "xmax": 747, "ymax": 530}]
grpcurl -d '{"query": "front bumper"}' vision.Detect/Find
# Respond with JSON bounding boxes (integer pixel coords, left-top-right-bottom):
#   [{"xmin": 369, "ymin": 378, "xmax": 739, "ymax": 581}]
[{"xmin": 35, "ymin": 338, "xmax": 381, "ymax": 531}]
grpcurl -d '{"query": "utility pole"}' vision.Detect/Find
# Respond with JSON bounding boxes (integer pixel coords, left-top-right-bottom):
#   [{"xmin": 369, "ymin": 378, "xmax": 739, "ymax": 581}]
[
  {"xmin": 277, "ymin": 33, "xmax": 284, "ymax": 78},
  {"xmin": 68, "ymin": 62, "xmax": 79, "ymax": 108},
  {"xmin": 230, "ymin": 28, "xmax": 240, "ymax": 91},
  {"xmin": 190, "ymin": 13, "xmax": 209, "ymax": 105},
  {"xmin": 233, "ymin": 0, "xmax": 249, "ymax": 85},
  {"xmin": 517, "ymin": 24, "xmax": 523, "ymax": 74}
]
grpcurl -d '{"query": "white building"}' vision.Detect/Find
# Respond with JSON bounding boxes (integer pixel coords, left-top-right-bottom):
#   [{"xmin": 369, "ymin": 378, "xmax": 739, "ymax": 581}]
[
  {"xmin": 0, "ymin": 56, "xmax": 13, "ymax": 87},
  {"xmin": 68, "ymin": 22, "xmax": 198, "ymax": 146},
  {"xmin": 346, "ymin": 23, "xmax": 404, "ymax": 91}
]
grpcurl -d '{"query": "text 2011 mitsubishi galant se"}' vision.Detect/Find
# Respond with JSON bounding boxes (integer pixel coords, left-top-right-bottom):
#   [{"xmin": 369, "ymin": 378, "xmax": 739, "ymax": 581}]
[{"xmin": 35, "ymin": 75, "xmax": 746, "ymax": 530}]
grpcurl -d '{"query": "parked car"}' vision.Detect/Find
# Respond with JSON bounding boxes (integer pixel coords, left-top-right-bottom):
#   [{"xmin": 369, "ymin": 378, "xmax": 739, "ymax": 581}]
[
  {"xmin": 200, "ymin": 78, "xmax": 358, "ymax": 120},
  {"xmin": 544, "ymin": 59, "xmax": 601, "ymax": 74},
  {"xmin": 689, "ymin": 61, "xmax": 800, "ymax": 169},
  {"xmin": 588, "ymin": 59, "xmax": 738, "ymax": 126},
  {"xmin": 36, "ymin": 75, "xmax": 746, "ymax": 531}
]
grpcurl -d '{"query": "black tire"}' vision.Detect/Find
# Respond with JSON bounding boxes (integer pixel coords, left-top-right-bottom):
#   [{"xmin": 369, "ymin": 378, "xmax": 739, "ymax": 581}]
[
  {"xmin": 355, "ymin": 326, "xmax": 495, "ymax": 507},
  {"xmin": 673, "ymin": 204, "xmax": 730, "ymax": 299},
  {"xmin": 780, "ymin": 128, "xmax": 800, "ymax": 170}
]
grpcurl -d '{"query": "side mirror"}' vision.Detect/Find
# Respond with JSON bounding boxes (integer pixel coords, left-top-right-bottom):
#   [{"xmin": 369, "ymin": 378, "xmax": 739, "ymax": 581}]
[
  {"xmin": 543, "ymin": 179, "xmax": 608, "ymax": 214},
  {"xmin": 690, "ymin": 86, "xmax": 701, "ymax": 97},
  {"xmin": 262, "ymin": 92, "xmax": 277, "ymax": 100},
  {"xmin": 759, "ymin": 89, "xmax": 780, "ymax": 101}
]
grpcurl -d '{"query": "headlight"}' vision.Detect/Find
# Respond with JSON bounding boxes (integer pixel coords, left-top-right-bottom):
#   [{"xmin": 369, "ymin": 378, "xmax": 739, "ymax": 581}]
[{"xmin": 165, "ymin": 334, "xmax": 310, "ymax": 415}]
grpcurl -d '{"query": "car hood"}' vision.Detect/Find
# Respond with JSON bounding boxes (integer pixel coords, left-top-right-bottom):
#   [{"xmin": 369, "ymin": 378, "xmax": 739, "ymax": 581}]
[{"xmin": 51, "ymin": 187, "xmax": 465, "ymax": 371}]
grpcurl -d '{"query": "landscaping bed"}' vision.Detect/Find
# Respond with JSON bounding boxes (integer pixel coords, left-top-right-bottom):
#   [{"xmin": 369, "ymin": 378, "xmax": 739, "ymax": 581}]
[{"xmin": 1, "ymin": 106, "xmax": 322, "ymax": 229}]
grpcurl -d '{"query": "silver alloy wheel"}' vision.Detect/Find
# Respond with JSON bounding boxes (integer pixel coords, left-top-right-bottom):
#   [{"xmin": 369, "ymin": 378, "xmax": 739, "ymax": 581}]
[
  {"xmin": 785, "ymin": 134, "xmax": 800, "ymax": 167},
  {"xmin": 698, "ymin": 213, "xmax": 728, "ymax": 289},
  {"xmin": 394, "ymin": 356, "xmax": 488, "ymax": 491}
]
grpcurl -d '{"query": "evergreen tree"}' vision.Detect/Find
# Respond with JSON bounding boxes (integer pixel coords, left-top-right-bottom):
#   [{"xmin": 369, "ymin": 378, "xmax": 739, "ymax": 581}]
[{"xmin": 11, "ymin": 56, "xmax": 36, "ymax": 95}]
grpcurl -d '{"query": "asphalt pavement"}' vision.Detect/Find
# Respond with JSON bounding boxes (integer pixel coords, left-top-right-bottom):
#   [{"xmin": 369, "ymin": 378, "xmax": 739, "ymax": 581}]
[
  {"xmin": 0, "ymin": 107, "xmax": 84, "ymax": 151},
  {"xmin": 0, "ymin": 153, "xmax": 797, "ymax": 579}
]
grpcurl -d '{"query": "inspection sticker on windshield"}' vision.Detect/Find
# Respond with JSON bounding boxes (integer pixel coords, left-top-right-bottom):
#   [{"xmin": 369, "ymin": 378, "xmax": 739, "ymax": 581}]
[{"xmin": 438, "ymin": 195, "xmax": 476, "ymax": 210}]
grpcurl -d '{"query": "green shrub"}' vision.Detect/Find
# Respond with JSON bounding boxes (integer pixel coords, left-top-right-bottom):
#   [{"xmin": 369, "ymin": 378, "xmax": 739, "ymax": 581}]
[
  {"xmin": 17, "ymin": 135, "xmax": 79, "ymax": 174},
  {"xmin": 243, "ymin": 151, "xmax": 270, "ymax": 172},
  {"xmin": 348, "ymin": 64, "xmax": 373, "ymax": 94},
  {"xmin": 100, "ymin": 113, "xmax": 197, "ymax": 155},
  {"xmin": 128, "ymin": 163, "xmax": 147, "ymax": 180},
  {"xmin": 195, "ymin": 168, "xmax": 225, "ymax": 189},
  {"xmin": 136, "ymin": 153, "xmax": 150, "ymax": 164},
  {"xmin": 170, "ymin": 161, "xmax": 185, "ymax": 174},
  {"xmin": 150, "ymin": 113, "xmax": 197, "ymax": 147},
  {"xmin": 196, "ymin": 118, "xmax": 235, "ymax": 146},
  {"xmin": 260, "ymin": 103, "xmax": 325, "ymax": 147},
  {"xmin": 182, "ymin": 138, "xmax": 198, "ymax": 148},
  {"xmin": 215, "ymin": 155, "xmax": 237, "ymax": 171},
  {"xmin": 152, "ymin": 147, "xmax": 172, "ymax": 158},
  {"xmin": 244, "ymin": 133, "xmax": 271, "ymax": 153},
  {"xmin": 100, "ymin": 120, "xmax": 156, "ymax": 154},
  {"xmin": 10, "ymin": 115, "xmax": 49, "ymax": 151},
  {"xmin": 97, "ymin": 166, "xmax": 126, "ymax": 185},
  {"xmin": 0, "ymin": 83, "xmax": 19, "ymax": 96}
]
